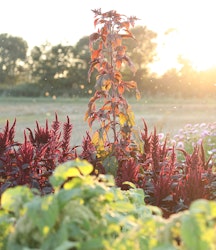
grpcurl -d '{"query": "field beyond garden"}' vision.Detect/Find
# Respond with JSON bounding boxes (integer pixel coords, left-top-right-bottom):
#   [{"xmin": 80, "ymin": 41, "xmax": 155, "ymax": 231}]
[{"xmin": 0, "ymin": 96, "xmax": 215, "ymax": 145}]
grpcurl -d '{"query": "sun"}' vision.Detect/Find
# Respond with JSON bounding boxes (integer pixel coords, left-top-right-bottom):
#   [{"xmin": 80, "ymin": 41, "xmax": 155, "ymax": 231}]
[
  {"xmin": 149, "ymin": 0, "xmax": 216, "ymax": 75},
  {"xmin": 176, "ymin": 1, "xmax": 216, "ymax": 72},
  {"xmin": 179, "ymin": 21, "xmax": 216, "ymax": 72}
]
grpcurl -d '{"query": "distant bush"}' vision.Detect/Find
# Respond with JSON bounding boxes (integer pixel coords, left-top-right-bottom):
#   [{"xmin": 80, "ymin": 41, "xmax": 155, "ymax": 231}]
[
  {"xmin": 1, "ymin": 83, "xmax": 41, "ymax": 97},
  {"xmin": 0, "ymin": 80, "xmax": 94, "ymax": 98}
]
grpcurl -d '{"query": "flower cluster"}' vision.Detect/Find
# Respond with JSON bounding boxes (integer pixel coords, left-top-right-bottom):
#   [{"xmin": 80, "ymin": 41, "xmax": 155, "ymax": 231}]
[{"xmin": 166, "ymin": 122, "xmax": 216, "ymax": 166}]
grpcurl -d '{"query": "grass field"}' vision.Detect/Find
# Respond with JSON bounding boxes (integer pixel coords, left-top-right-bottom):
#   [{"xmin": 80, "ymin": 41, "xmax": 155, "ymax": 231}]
[{"xmin": 0, "ymin": 96, "xmax": 215, "ymax": 146}]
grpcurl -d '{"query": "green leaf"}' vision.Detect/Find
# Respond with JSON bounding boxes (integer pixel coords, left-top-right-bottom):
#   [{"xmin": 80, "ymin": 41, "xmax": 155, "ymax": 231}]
[
  {"xmin": 26, "ymin": 195, "xmax": 59, "ymax": 235},
  {"xmin": 63, "ymin": 200, "xmax": 95, "ymax": 223},
  {"xmin": 57, "ymin": 188, "xmax": 83, "ymax": 209},
  {"xmin": 80, "ymin": 238, "xmax": 104, "ymax": 250},
  {"xmin": 0, "ymin": 211, "xmax": 13, "ymax": 250},
  {"xmin": 41, "ymin": 221, "xmax": 69, "ymax": 250},
  {"xmin": 1, "ymin": 186, "xmax": 33, "ymax": 217},
  {"xmin": 190, "ymin": 199, "xmax": 216, "ymax": 218},
  {"xmin": 50, "ymin": 159, "xmax": 93, "ymax": 189},
  {"xmin": 111, "ymin": 201, "xmax": 134, "ymax": 213},
  {"xmin": 103, "ymin": 156, "xmax": 118, "ymax": 176},
  {"xmin": 122, "ymin": 181, "xmax": 136, "ymax": 189},
  {"xmin": 181, "ymin": 213, "xmax": 207, "ymax": 250}
]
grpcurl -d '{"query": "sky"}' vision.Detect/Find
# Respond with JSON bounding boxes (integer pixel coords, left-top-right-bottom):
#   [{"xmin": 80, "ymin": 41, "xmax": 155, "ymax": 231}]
[{"xmin": 1, "ymin": 0, "xmax": 216, "ymax": 75}]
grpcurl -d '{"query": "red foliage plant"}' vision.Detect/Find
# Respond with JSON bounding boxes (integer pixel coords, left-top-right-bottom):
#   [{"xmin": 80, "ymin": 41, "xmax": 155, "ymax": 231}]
[
  {"xmin": 84, "ymin": 8, "xmax": 142, "ymax": 183},
  {"xmin": 0, "ymin": 114, "xmax": 77, "ymax": 195},
  {"xmin": 86, "ymin": 9, "xmax": 140, "ymax": 142}
]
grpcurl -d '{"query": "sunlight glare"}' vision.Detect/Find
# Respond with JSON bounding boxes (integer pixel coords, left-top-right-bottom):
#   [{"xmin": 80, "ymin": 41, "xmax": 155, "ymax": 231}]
[
  {"xmin": 174, "ymin": 1, "xmax": 216, "ymax": 72},
  {"xmin": 149, "ymin": 0, "xmax": 216, "ymax": 74}
]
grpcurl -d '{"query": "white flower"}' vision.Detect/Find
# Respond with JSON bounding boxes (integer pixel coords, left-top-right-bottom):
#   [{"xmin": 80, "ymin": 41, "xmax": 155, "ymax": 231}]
[
  {"xmin": 158, "ymin": 133, "xmax": 165, "ymax": 140},
  {"xmin": 177, "ymin": 141, "xmax": 184, "ymax": 149}
]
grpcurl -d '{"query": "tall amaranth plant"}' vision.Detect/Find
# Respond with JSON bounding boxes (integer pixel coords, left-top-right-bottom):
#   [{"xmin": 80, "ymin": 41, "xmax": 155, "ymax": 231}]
[{"xmin": 85, "ymin": 9, "xmax": 140, "ymax": 172}]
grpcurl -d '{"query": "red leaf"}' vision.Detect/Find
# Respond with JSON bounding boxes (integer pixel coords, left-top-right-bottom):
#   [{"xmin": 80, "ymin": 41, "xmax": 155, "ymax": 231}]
[
  {"xmin": 91, "ymin": 49, "xmax": 101, "ymax": 60},
  {"xmin": 94, "ymin": 18, "xmax": 99, "ymax": 28},
  {"xmin": 115, "ymin": 60, "xmax": 122, "ymax": 69},
  {"xmin": 124, "ymin": 81, "xmax": 137, "ymax": 89},
  {"xmin": 118, "ymin": 85, "xmax": 125, "ymax": 95},
  {"xmin": 120, "ymin": 21, "xmax": 130, "ymax": 30},
  {"xmin": 89, "ymin": 33, "xmax": 100, "ymax": 50},
  {"xmin": 114, "ymin": 72, "xmax": 122, "ymax": 82}
]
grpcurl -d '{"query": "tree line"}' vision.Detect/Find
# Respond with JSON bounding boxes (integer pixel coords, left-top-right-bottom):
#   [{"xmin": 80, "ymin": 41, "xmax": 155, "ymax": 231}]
[{"xmin": 0, "ymin": 28, "xmax": 215, "ymax": 98}]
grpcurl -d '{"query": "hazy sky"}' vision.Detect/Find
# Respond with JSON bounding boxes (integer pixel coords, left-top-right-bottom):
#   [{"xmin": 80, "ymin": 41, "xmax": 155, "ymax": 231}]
[{"xmin": 1, "ymin": 0, "xmax": 216, "ymax": 74}]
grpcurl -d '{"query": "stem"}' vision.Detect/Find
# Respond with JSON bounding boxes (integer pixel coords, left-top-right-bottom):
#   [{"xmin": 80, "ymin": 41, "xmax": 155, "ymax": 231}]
[{"xmin": 108, "ymin": 18, "xmax": 118, "ymax": 142}]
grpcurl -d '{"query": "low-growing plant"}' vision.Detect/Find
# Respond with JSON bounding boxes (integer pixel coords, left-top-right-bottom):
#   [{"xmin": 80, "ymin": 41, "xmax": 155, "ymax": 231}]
[
  {"xmin": 137, "ymin": 122, "xmax": 216, "ymax": 217},
  {"xmin": 171, "ymin": 122, "xmax": 216, "ymax": 165},
  {"xmin": 0, "ymin": 159, "xmax": 158, "ymax": 249},
  {"xmin": 0, "ymin": 114, "xmax": 77, "ymax": 195},
  {"xmin": 1, "ymin": 159, "xmax": 216, "ymax": 249}
]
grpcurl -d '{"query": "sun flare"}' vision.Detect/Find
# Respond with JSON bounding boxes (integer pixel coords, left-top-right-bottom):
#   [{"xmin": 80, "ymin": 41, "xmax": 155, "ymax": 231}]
[
  {"xmin": 180, "ymin": 30, "xmax": 216, "ymax": 72},
  {"xmin": 148, "ymin": 0, "xmax": 216, "ymax": 75}
]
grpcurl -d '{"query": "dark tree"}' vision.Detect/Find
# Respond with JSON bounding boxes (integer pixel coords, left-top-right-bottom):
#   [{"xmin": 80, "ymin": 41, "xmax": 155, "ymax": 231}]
[
  {"xmin": 30, "ymin": 42, "xmax": 74, "ymax": 84},
  {"xmin": 0, "ymin": 33, "xmax": 28, "ymax": 85},
  {"xmin": 122, "ymin": 26, "xmax": 157, "ymax": 91}
]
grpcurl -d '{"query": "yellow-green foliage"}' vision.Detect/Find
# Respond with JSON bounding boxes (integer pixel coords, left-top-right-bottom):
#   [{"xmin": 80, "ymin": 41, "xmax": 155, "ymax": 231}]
[{"xmin": 0, "ymin": 159, "xmax": 216, "ymax": 249}]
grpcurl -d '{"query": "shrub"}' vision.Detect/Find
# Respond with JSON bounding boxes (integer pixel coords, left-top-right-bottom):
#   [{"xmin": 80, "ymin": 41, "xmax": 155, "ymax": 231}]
[
  {"xmin": 2, "ymin": 83, "xmax": 42, "ymax": 97},
  {"xmin": 1, "ymin": 159, "xmax": 216, "ymax": 249}
]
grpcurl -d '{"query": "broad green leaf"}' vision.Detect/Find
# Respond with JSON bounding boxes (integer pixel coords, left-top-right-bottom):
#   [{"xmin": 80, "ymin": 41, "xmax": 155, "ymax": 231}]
[
  {"xmin": 127, "ymin": 188, "xmax": 145, "ymax": 203},
  {"xmin": 111, "ymin": 201, "xmax": 134, "ymax": 213},
  {"xmin": 190, "ymin": 199, "xmax": 216, "ymax": 218},
  {"xmin": 188, "ymin": 199, "xmax": 216, "ymax": 249},
  {"xmin": 26, "ymin": 195, "xmax": 59, "ymax": 235},
  {"xmin": 80, "ymin": 238, "xmax": 104, "ymax": 250},
  {"xmin": 1, "ymin": 186, "xmax": 33, "ymax": 217},
  {"xmin": 103, "ymin": 155, "xmax": 118, "ymax": 176},
  {"xmin": 50, "ymin": 159, "xmax": 93, "ymax": 189},
  {"xmin": 41, "ymin": 222, "xmax": 78, "ymax": 250},
  {"xmin": 181, "ymin": 213, "xmax": 208, "ymax": 250},
  {"xmin": 57, "ymin": 188, "xmax": 83, "ymax": 209}
]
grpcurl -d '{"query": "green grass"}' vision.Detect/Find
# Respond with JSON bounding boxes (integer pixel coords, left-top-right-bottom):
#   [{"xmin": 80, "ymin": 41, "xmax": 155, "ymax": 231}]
[{"xmin": 0, "ymin": 96, "xmax": 215, "ymax": 145}]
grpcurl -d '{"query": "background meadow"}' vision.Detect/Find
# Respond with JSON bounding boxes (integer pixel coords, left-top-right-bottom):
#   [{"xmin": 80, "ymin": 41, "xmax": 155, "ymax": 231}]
[{"xmin": 0, "ymin": 96, "xmax": 215, "ymax": 146}]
